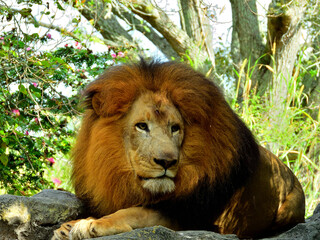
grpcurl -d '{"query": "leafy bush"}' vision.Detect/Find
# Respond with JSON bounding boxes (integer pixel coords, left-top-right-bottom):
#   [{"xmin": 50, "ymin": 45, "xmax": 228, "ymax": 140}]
[{"xmin": 0, "ymin": 26, "xmax": 128, "ymax": 195}]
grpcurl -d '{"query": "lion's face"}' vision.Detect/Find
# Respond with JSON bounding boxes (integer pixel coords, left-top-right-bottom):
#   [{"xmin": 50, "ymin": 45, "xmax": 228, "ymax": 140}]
[{"xmin": 123, "ymin": 91, "xmax": 184, "ymax": 195}]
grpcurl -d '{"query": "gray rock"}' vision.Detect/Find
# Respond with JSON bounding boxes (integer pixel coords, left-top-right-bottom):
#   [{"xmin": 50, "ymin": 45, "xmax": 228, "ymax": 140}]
[
  {"xmin": 93, "ymin": 226, "xmax": 239, "ymax": 240},
  {"xmin": 0, "ymin": 190, "xmax": 319, "ymax": 240},
  {"xmin": 0, "ymin": 189, "xmax": 84, "ymax": 240},
  {"xmin": 259, "ymin": 205, "xmax": 320, "ymax": 240}
]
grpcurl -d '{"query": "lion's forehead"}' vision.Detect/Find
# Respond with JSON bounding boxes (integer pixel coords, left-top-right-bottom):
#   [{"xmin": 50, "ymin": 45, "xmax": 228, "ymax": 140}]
[{"xmin": 130, "ymin": 92, "xmax": 183, "ymax": 124}]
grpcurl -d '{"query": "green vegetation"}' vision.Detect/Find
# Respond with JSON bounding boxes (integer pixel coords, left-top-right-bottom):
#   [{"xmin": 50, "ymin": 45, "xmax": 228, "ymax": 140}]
[
  {"xmin": 231, "ymin": 58, "xmax": 320, "ymax": 218},
  {"xmin": 0, "ymin": 28, "xmax": 128, "ymax": 195}
]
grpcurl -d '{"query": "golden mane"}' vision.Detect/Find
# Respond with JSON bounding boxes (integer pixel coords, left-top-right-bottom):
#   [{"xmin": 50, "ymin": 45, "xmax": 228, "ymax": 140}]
[{"xmin": 72, "ymin": 60, "xmax": 259, "ymax": 217}]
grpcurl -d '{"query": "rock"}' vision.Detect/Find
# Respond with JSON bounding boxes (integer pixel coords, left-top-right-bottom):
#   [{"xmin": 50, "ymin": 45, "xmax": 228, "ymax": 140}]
[
  {"xmin": 92, "ymin": 226, "xmax": 239, "ymax": 240},
  {"xmin": 0, "ymin": 189, "xmax": 84, "ymax": 240},
  {"xmin": 0, "ymin": 189, "xmax": 319, "ymax": 240},
  {"xmin": 259, "ymin": 204, "xmax": 320, "ymax": 240}
]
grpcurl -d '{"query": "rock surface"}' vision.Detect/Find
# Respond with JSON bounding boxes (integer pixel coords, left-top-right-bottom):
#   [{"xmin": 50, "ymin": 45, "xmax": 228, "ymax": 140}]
[
  {"xmin": 0, "ymin": 189, "xmax": 319, "ymax": 240},
  {"xmin": 0, "ymin": 190, "xmax": 84, "ymax": 240}
]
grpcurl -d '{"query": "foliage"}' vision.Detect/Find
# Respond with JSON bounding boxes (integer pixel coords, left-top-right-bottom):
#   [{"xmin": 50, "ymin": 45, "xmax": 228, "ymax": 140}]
[
  {"xmin": 0, "ymin": 2, "xmax": 129, "ymax": 195},
  {"xmin": 231, "ymin": 57, "xmax": 320, "ymax": 218},
  {"xmin": 235, "ymin": 93, "xmax": 319, "ymax": 218}
]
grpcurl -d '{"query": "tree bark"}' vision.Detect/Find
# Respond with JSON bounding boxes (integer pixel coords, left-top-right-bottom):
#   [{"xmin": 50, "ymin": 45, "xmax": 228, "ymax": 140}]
[
  {"xmin": 75, "ymin": 0, "xmax": 137, "ymax": 49},
  {"xmin": 178, "ymin": 0, "xmax": 215, "ymax": 67},
  {"xmin": 67, "ymin": 0, "xmax": 214, "ymax": 68},
  {"xmin": 230, "ymin": 0, "xmax": 265, "ymax": 91},
  {"xmin": 179, "ymin": 0, "xmax": 201, "ymax": 40},
  {"xmin": 118, "ymin": 0, "xmax": 210, "ymax": 65},
  {"xmin": 112, "ymin": 2, "xmax": 179, "ymax": 59},
  {"xmin": 302, "ymin": 21, "xmax": 320, "ymax": 119},
  {"xmin": 230, "ymin": 0, "xmax": 308, "ymax": 101},
  {"xmin": 267, "ymin": 0, "xmax": 307, "ymax": 105}
]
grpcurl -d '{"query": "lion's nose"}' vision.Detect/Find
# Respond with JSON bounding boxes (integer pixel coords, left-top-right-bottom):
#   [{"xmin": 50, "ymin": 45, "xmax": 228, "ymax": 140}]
[{"xmin": 154, "ymin": 158, "xmax": 178, "ymax": 170}]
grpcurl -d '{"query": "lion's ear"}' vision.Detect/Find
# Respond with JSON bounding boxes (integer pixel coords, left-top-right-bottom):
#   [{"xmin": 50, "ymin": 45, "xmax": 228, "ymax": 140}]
[
  {"xmin": 91, "ymin": 93, "xmax": 103, "ymax": 115},
  {"xmin": 82, "ymin": 81, "xmax": 105, "ymax": 116},
  {"xmin": 83, "ymin": 78, "xmax": 138, "ymax": 117}
]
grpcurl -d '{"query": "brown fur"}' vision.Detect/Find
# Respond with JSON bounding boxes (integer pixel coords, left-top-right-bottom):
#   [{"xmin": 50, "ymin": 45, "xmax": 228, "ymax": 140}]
[{"xmin": 52, "ymin": 60, "xmax": 305, "ymax": 240}]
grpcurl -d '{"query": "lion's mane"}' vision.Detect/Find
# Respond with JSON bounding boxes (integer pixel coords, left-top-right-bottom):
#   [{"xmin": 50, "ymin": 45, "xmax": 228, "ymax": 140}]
[{"xmin": 72, "ymin": 60, "xmax": 260, "ymax": 229}]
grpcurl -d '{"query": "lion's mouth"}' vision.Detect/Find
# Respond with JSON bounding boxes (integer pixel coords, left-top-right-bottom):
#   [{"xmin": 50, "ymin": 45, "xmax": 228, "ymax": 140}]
[
  {"xmin": 138, "ymin": 175, "xmax": 171, "ymax": 181},
  {"xmin": 138, "ymin": 175, "xmax": 175, "ymax": 194}
]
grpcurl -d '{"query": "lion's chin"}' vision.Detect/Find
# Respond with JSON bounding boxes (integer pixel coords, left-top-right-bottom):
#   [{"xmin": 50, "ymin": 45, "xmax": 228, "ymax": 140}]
[{"xmin": 141, "ymin": 177, "xmax": 175, "ymax": 194}]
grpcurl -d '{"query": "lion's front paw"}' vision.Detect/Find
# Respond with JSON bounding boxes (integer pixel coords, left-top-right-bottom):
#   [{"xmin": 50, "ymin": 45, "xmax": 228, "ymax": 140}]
[
  {"xmin": 69, "ymin": 217, "xmax": 133, "ymax": 240},
  {"xmin": 69, "ymin": 219, "xmax": 95, "ymax": 240},
  {"xmin": 52, "ymin": 220, "xmax": 77, "ymax": 240}
]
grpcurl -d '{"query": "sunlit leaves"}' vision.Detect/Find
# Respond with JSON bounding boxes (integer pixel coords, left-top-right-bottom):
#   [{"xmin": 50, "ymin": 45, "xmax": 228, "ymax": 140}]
[{"xmin": 0, "ymin": 31, "xmax": 127, "ymax": 196}]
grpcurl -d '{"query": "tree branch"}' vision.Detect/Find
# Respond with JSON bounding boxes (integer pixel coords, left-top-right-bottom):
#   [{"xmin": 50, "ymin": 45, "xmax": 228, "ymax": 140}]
[
  {"xmin": 112, "ymin": 2, "xmax": 179, "ymax": 59},
  {"xmin": 29, "ymin": 19, "xmax": 125, "ymax": 49},
  {"xmin": 118, "ymin": 0, "xmax": 209, "ymax": 63},
  {"xmin": 75, "ymin": 0, "xmax": 137, "ymax": 49}
]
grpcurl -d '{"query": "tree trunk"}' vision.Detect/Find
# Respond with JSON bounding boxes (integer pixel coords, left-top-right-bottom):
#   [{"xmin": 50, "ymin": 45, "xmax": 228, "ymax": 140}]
[
  {"xmin": 302, "ymin": 27, "xmax": 320, "ymax": 120},
  {"xmin": 230, "ymin": 0, "xmax": 265, "ymax": 92},
  {"xmin": 267, "ymin": 0, "xmax": 307, "ymax": 106},
  {"xmin": 178, "ymin": 0, "xmax": 215, "ymax": 67},
  {"xmin": 230, "ymin": 0, "xmax": 308, "ymax": 101},
  {"xmin": 74, "ymin": 0, "xmax": 214, "ymax": 68},
  {"xmin": 179, "ymin": 0, "xmax": 201, "ymax": 41}
]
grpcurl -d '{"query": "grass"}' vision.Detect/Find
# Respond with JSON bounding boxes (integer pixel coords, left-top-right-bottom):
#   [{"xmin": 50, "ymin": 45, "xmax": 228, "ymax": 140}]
[
  {"xmin": 233, "ymin": 93, "xmax": 320, "ymax": 218},
  {"xmin": 231, "ymin": 58, "xmax": 320, "ymax": 218}
]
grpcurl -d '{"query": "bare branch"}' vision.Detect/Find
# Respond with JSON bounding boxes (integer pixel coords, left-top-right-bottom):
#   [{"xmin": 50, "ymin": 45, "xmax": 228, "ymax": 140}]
[
  {"xmin": 29, "ymin": 19, "xmax": 125, "ymax": 49},
  {"xmin": 118, "ymin": 0, "xmax": 209, "ymax": 63},
  {"xmin": 112, "ymin": 2, "xmax": 179, "ymax": 59},
  {"xmin": 76, "ymin": 0, "xmax": 137, "ymax": 49}
]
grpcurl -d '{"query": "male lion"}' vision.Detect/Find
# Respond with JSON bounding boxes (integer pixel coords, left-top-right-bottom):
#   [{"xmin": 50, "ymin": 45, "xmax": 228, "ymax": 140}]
[{"xmin": 53, "ymin": 60, "xmax": 305, "ymax": 240}]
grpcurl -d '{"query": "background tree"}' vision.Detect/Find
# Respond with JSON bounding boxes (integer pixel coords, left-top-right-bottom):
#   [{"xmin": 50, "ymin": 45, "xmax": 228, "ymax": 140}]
[{"xmin": 5, "ymin": 0, "xmax": 317, "ymax": 101}]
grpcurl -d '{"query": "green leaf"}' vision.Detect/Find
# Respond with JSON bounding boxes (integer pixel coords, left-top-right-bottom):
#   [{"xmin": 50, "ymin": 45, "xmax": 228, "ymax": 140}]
[
  {"xmin": 18, "ymin": 41, "xmax": 25, "ymax": 48},
  {"xmin": 11, "ymin": 50, "xmax": 18, "ymax": 57},
  {"xmin": 143, "ymin": 25, "xmax": 151, "ymax": 33},
  {"xmin": 0, "ymin": 148, "xmax": 9, "ymax": 166},
  {"xmin": 40, "ymin": 11, "xmax": 51, "ymax": 15},
  {"xmin": 1, "ymin": 141, "xmax": 6, "ymax": 150},
  {"xmin": 56, "ymin": 1, "xmax": 65, "ymax": 11},
  {"xmin": 18, "ymin": 84, "xmax": 28, "ymax": 95},
  {"xmin": 32, "ymin": 91, "xmax": 42, "ymax": 99},
  {"xmin": 31, "ymin": 33, "xmax": 39, "ymax": 39},
  {"xmin": 19, "ymin": 8, "xmax": 32, "ymax": 18},
  {"xmin": 72, "ymin": 17, "xmax": 80, "ymax": 24}
]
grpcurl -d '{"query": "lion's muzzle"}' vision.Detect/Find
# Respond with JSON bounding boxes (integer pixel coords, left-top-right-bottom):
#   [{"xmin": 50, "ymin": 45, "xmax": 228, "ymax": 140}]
[{"xmin": 153, "ymin": 158, "xmax": 178, "ymax": 170}]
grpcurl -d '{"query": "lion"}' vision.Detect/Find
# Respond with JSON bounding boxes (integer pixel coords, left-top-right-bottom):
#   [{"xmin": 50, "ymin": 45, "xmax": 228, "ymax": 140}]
[{"xmin": 52, "ymin": 59, "xmax": 305, "ymax": 240}]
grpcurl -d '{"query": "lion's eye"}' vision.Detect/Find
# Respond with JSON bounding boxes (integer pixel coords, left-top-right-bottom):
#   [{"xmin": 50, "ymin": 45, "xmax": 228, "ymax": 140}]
[
  {"xmin": 135, "ymin": 122, "xmax": 149, "ymax": 132},
  {"xmin": 171, "ymin": 124, "xmax": 180, "ymax": 134}
]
